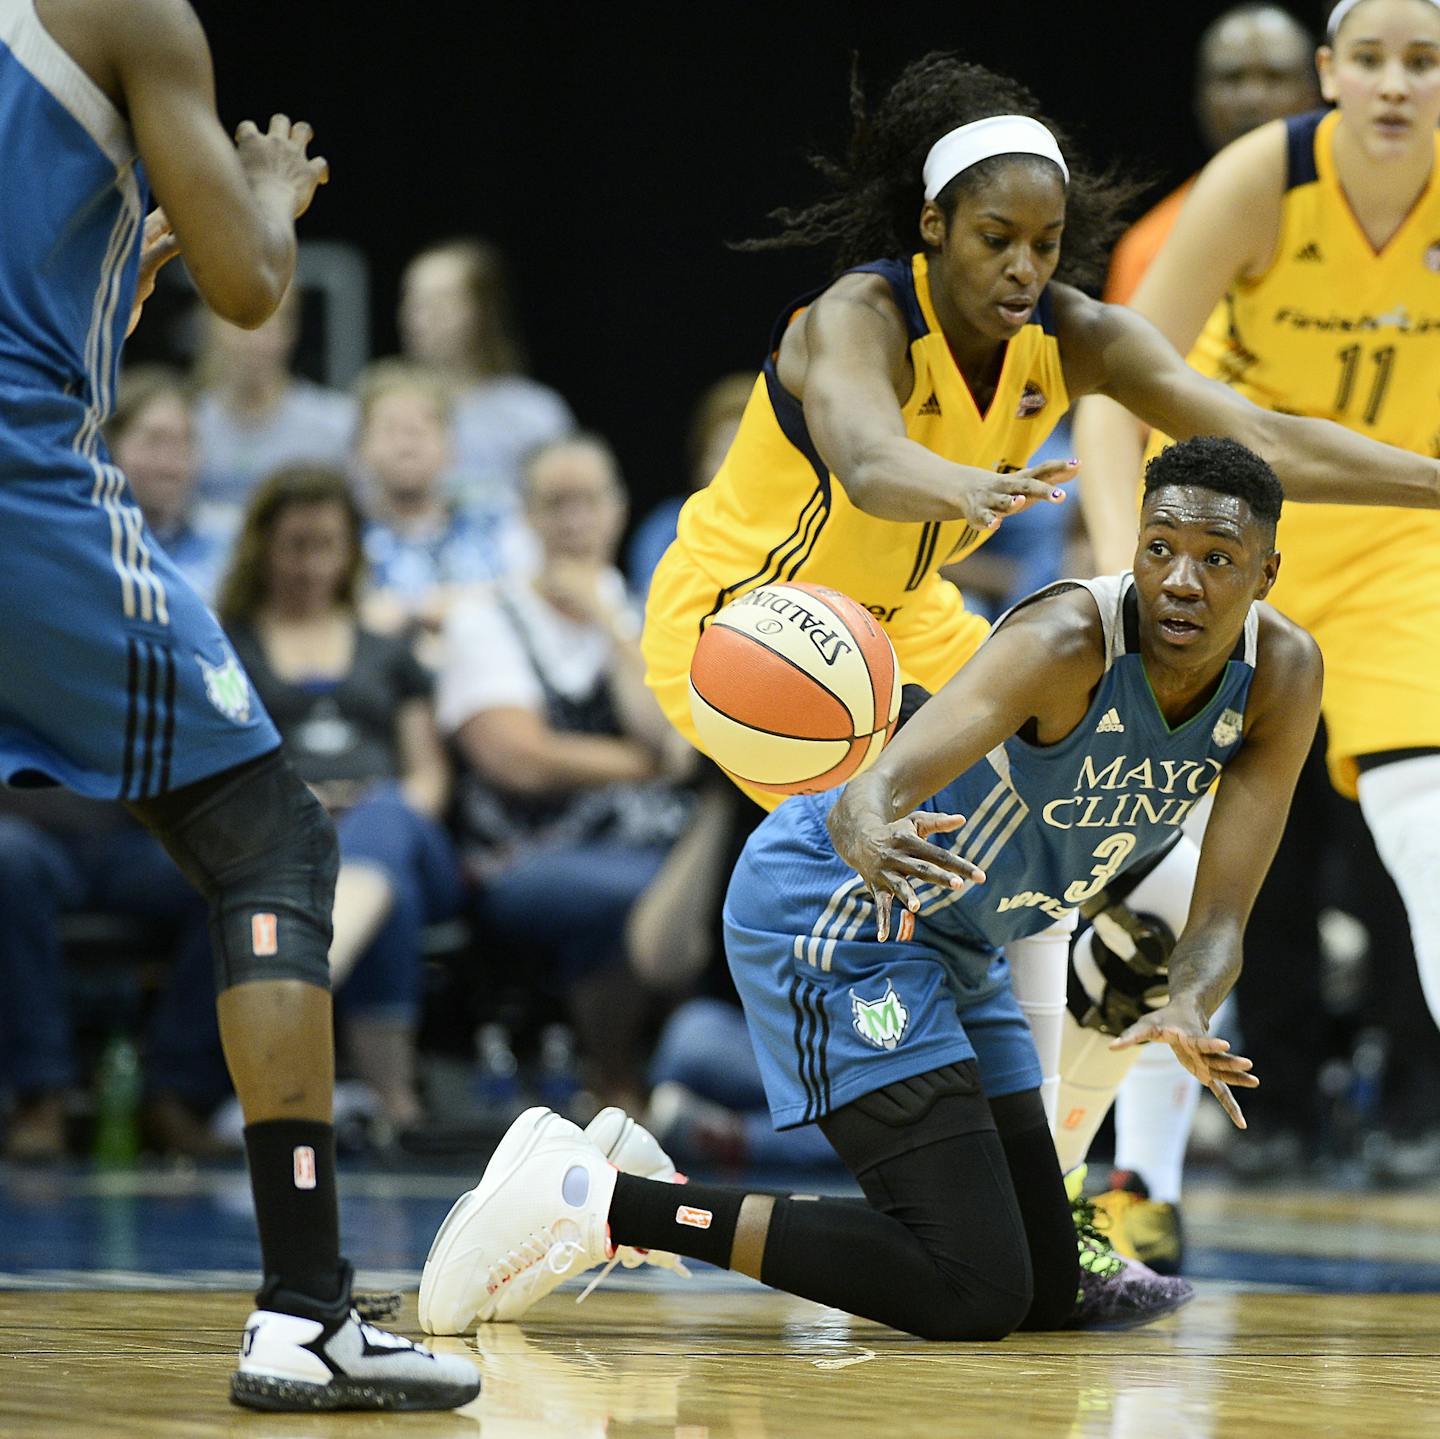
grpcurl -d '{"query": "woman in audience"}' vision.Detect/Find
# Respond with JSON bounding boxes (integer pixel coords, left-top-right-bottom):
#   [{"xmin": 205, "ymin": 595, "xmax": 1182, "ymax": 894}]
[
  {"xmin": 397, "ymin": 239, "xmax": 573, "ymax": 516},
  {"xmin": 213, "ymin": 464, "xmax": 460, "ymax": 1132},
  {"xmin": 192, "ymin": 287, "xmax": 357, "ymax": 517}
]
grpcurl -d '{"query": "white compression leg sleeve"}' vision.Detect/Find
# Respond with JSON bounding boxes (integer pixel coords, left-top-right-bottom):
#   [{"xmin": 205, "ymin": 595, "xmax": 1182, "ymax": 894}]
[
  {"xmin": 1056, "ymin": 835, "xmax": 1202, "ymax": 1179},
  {"xmin": 1357, "ymin": 753, "xmax": 1440, "ymax": 1030},
  {"xmin": 1008, "ymin": 912, "xmax": 1078, "ymax": 1128}
]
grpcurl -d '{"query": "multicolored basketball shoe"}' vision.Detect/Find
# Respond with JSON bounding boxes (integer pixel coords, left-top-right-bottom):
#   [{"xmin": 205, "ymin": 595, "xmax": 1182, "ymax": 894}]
[
  {"xmin": 232, "ymin": 1267, "xmax": 479, "ymax": 1411},
  {"xmin": 1064, "ymin": 1167, "xmax": 1194, "ymax": 1331},
  {"xmin": 1091, "ymin": 1169, "xmax": 1185, "ymax": 1276}
]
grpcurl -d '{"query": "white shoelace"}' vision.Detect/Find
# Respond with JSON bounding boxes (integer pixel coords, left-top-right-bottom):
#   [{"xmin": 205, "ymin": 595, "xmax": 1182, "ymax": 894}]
[
  {"xmin": 575, "ymin": 1246, "xmax": 692, "ymax": 1306},
  {"xmin": 486, "ymin": 1228, "xmax": 588, "ymax": 1297}
]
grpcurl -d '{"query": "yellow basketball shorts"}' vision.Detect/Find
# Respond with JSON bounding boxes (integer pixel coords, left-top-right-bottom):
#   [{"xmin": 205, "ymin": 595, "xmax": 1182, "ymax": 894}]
[
  {"xmin": 1265, "ymin": 505, "xmax": 1440, "ymax": 798},
  {"xmin": 642, "ymin": 540, "xmax": 989, "ymax": 810}
]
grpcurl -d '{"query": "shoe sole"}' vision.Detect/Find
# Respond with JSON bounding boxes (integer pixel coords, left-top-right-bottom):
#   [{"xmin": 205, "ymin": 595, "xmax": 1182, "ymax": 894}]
[
  {"xmin": 231, "ymin": 1370, "xmax": 480, "ymax": 1412},
  {"xmin": 418, "ymin": 1106, "xmax": 558, "ymax": 1335}
]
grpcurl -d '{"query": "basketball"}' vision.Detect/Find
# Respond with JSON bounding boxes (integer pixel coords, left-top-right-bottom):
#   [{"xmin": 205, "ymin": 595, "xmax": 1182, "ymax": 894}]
[{"xmin": 687, "ymin": 581, "xmax": 902, "ymax": 795}]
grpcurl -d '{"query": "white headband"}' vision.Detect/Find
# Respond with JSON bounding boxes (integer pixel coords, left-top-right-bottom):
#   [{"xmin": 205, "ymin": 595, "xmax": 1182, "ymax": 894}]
[
  {"xmin": 922, "ymin": 115, "xmax": 1069, "ymax": 201},
  {"xmin": 1328, "ymin": 0, "xmax": 1440, "ymax": 38}
]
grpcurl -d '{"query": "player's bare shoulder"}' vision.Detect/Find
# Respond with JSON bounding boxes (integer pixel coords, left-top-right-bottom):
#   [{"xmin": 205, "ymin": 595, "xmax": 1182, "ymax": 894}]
[
  {"xmin": 776, "ymin": 271, "xmax": 911, "ymax": 395},
  {"xmin": 991, "ymin": 580, "xmax": 1109, "ymax": 689},
  {"xmin": 34, "ymin": 0, "xmax": 205, "ymax": 111}
]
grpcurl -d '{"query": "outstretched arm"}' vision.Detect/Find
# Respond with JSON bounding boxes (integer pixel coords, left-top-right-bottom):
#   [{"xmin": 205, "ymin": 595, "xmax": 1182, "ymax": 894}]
[
  {"xmin": 827, "ymin": 592, "xmax": 1103, "ymax": 938},
  {"xmin": 792, "ymin": 277, "xmax": 1076, "ymax": 529},
  {"xmin": 1066, "ymin": 296, "xmax": 1440, "ymax": 510},
  {"xmin": 1111, "ymin": 616, "xmax": 1325, "ymax": 1125}
]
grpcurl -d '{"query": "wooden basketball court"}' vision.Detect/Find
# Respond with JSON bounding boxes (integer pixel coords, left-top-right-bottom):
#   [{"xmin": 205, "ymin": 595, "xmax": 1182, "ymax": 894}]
[
  {"xmin": 3, "ymin": 1273, "xmax": 1440, "ymax": 1436},
  {"xmin": 3, "ymin": 1176, "xmax": 1440, "ymax": 1436}
]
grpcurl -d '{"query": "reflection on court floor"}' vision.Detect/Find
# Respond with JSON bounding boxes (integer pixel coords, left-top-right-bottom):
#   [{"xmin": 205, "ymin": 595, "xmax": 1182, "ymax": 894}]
[{"xmin": 2, "ymin": 1166, "xmax": 1439, "ymax": 1436}]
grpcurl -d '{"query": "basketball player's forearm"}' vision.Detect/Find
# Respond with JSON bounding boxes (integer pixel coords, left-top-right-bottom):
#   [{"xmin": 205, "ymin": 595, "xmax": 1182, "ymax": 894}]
[
  {"xmin": 843, "ymin": 440, "xmax": 1000, "ymax": 522},
  {"xmin": 1072, "ymin": 397, "xmax": 1144, "ymax": 573},
  {"xmin": 1264, "ymin": 414, "xmax": 1440, "ymax": 509},
  {"xmin": 1165, "ymin": 924, "xmax": 1243, "ymax": 1023}
]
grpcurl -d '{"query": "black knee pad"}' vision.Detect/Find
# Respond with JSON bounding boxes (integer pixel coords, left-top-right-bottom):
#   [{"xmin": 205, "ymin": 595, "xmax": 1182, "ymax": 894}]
[
  {"xmin": 128, "ymin": 750, "xmax": 338, "ymax": 992},
  {"xmin": 822, "ymin": 1061, "xmax": 994, "ymax": 1173}
]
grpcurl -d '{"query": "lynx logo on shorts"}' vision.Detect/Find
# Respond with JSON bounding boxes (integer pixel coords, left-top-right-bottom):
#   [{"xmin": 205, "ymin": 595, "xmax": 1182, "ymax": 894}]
[
  {"xmin": 251, "ymin": 913, "xmax": 278, "ymax": 957},
  {"xmin": 1212, "ymin": 708, "xmax": 1243, "ymax": 749},
  {"xmin": 850, "ymin": 984, "xmax": 909, "ymax": 1051},
  {"xmin": 197, "ymin": 648, "xmax": 251, "ymax": 723}
]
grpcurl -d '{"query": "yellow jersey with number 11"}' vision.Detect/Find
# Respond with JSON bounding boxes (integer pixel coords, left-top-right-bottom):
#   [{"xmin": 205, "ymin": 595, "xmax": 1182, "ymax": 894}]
[{"xmin": 1180, "ymin": 108, "xmax": 1440, "ymax": 791}]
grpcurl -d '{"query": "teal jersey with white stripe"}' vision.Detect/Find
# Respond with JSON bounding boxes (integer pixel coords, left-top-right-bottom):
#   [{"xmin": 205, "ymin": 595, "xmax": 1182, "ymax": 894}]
[
  {"xmin": 0, "ymin": 0, "xmax": 145, "ymax": 421},
  {"xmin": 762, "ymin": 574, "xmax": 1257, "ymax": 973}
]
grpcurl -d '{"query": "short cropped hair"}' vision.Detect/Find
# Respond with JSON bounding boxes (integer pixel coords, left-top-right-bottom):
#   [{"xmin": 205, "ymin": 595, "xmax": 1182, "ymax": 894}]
[{"xmin": 1142, "ymin": 435, "xmax": 1283, "ymax": 537}]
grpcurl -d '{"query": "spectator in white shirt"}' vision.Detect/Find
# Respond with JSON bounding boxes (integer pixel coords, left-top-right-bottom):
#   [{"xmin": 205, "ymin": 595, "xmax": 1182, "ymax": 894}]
[{"xmin": 438, "ymin": 434, "xmax": 717, "ymax": 1109}]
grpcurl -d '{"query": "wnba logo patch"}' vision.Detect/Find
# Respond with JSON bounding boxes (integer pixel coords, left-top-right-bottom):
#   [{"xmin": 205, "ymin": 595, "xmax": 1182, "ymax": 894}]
[
  {"xmin": 675, "ymin": 1205, "xmax": 713, "ymax": 1229},
  {"xmin": 293, "ymin": 1145, "xmax": 317, "ymax": 1190},
  {"xmin": 850, "ymin": 984, "xmax": 909, "ymax": 1050},
  {"xmin": 251, "ymin": 913, "xmax": 278, "ymax": 957}
]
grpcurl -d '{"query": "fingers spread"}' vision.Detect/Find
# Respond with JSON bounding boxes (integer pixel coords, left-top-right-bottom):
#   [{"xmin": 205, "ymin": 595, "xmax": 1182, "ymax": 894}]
[
  {"xmin": 911, "ymin": 811, "xmax": 967, "ymax": 838},
  {"xmin": 1210, "ymin": 1079, "xmax": 1246, "ymax": 1129}
]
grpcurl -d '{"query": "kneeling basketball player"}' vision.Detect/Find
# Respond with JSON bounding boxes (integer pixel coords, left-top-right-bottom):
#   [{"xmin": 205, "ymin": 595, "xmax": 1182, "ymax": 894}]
[{"xmin": 419, "ymin": 436, "xmax": 1319, "ymax": 1339}]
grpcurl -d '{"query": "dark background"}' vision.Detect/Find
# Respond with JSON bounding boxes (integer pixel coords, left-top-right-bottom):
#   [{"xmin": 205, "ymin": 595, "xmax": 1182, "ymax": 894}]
[{"xmin": 156, "ymin": 1, "xmax": 1323, "ymax": 511}]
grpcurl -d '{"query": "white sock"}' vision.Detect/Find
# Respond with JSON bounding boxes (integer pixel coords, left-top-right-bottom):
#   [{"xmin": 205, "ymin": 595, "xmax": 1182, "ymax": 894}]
[
  {"xmin": 1054, "ymin": 1012, "xmax": 1138, "ymax": 1173},
  {"xmin": 1009, "ymin": 914, "xmax": 1076, "ymax": 1128},
  {"xmin": 1357, "ymin": 753, "xmax": 1440, "ymax": 1030}
]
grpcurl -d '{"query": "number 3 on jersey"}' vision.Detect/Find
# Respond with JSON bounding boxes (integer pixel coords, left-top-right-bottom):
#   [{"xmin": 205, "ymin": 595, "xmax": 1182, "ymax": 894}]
[{"xmin": 1064, "ymin": 833, "xmax": 1138, "ymax": 906}]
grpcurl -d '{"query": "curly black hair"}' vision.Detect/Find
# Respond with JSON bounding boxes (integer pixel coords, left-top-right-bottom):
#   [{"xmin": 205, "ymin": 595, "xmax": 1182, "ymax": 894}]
[
  {"xmin": 1143, "ymin": 436, "xmax": 1284, "ymax": 538},
  {"xmin": 738, "ymin": 51, "xmax": 1144, "ymax": 289}
]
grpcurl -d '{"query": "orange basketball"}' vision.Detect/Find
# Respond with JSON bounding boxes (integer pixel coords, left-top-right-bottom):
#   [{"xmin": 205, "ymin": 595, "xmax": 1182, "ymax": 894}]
[{"xmin": 688, "ymin": 581, "xmax": 902, "ymax": 795}]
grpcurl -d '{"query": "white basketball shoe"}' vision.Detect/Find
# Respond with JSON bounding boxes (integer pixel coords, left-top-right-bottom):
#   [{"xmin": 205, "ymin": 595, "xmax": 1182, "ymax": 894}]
[
  {"xmin": 419, "ymin": 1107, "xmax": 618, "ymax": 1334},
  {"xmin": 232, "ymin": 1305, "xmax": 480, "ymax": 1411},
  {"xmin": 578, "ymin": 1107, "xmax": 692, "ymax": 1296}
]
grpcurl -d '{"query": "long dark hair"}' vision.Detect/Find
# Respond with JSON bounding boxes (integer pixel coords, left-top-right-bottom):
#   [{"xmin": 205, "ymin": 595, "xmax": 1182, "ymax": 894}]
[
  {"xmin": 215, "ymin": 464, "xmax": 366, "ymax": 626},
  {"xmin": 740, "ymin": 52, "xmax": 1144, "ymax": 290}
]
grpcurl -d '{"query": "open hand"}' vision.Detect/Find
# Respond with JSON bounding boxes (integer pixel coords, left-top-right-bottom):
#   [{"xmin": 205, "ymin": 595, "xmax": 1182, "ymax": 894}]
[
  {"xmin": 961, "ymin": 457, "xmax": 1077, "ymax": 531},
  {"xmin": 1110, "ymin": 1001, "xmax": 1258, "ymax": 1129},
  {"xmin": 125, "ymin": 208, "xmax": 181, "ymax": 337},
  {"xmin": 828, "ymin": 808, "xmax": 982, "ymax": 942},
  {"xmin": 235, "ymin": 114, "xmax": 330, "ymax": 219}
]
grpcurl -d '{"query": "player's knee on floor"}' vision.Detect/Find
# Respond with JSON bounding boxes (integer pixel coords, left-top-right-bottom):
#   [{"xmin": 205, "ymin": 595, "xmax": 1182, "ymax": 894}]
[
  {"xmin": 127, "ymin": 749, "xmax": 338, "ymax": 992},
  {"xmin": 820, "ymin": 1063, "xmax": 1034, "ymax": 1340}
]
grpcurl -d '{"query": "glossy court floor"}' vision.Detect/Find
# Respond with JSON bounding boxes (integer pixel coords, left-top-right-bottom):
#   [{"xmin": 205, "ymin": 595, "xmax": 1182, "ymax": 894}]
[{"xmin": 2, "ymin": 1164, "xmax": 1439, "ymax": 1437}]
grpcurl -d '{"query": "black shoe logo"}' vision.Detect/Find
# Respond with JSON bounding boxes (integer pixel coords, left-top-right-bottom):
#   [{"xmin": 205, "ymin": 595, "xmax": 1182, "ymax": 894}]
[
  {"xmin": 1294, "ymin": 242, "xmax": 1323, "ymax": 262},
  {"xmin": 918, "ymin": 391, "xmax": 942, "ymax": 416},
  {"xmin": 242, "ymin": 1324, "xmax": 258, "ymax": 1357}
]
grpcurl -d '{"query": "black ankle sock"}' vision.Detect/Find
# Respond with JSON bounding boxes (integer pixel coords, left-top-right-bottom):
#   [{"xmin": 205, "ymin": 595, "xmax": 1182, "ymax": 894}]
[
  {"xmin": 609, "ymin": 1172, "xmax": 747, "ymax": 1268},
  {"xmin": 243, "ymin": 1119, "xmax": 345, "ymax": 1309}
]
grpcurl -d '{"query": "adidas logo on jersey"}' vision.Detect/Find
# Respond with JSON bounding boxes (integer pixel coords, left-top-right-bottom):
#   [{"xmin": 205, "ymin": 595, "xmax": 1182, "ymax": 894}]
[
  {"xmin": 918, "ymin": 391, "xmax": 942, "ymax": 416},
  {"xmin": 1294, "ymin": 241, "xmax": 1323, "ymax": 262},
  {"xmin": 1095, "ymin": 708, "xmax": 1125, "ymax": 734}
]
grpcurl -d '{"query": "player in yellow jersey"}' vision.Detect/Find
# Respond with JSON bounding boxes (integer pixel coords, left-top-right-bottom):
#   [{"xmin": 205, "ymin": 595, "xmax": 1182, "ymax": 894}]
[
  {"xmin": 642, "ymin": 50, "xmax": 1440, "ymax": 817},
  {"xmin": 1076, "ymin": 0, "xmax": 1440, "ymax": 1048}
]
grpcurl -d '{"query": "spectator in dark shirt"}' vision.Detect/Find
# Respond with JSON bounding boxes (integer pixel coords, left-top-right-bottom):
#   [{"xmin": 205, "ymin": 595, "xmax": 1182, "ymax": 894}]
[{"xmin": 150, "ymin": 464, "xmax": 460, "ymax": 1133}]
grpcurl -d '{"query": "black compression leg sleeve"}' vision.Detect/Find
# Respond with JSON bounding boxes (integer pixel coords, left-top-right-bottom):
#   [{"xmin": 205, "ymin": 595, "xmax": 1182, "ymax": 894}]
[
  {"xmin": 608, "ymin": 1063, "xmax": 1038, "ymax": 1340},
  {"xmin": 989, "ymin": 1089, "xmax": 1079, "ymax": 1329}
]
